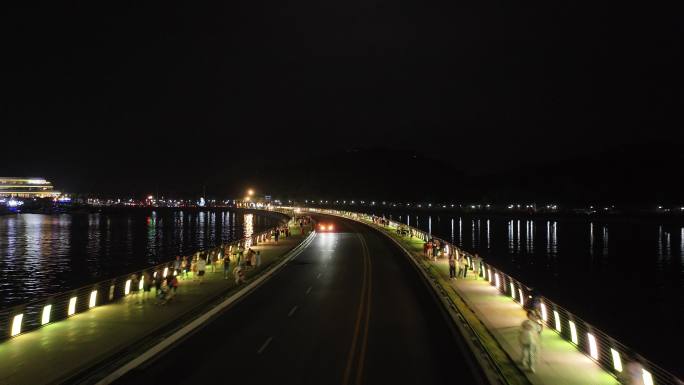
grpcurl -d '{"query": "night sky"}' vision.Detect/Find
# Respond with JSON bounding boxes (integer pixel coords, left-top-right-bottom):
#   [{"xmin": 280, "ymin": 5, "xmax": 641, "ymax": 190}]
[{"xmin": 2, "ymin": 2, "xmax": 682, "ymax": 201}]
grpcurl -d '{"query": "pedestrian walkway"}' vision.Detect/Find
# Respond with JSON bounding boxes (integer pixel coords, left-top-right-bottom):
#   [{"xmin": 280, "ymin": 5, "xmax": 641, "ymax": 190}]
[
  {"xmin": 0, "ymin": 225, "xmax": 309, "ymax": 385},
  {"xmin": 364, "ymin": 219, "xmax": 619, "ymax": 385}
]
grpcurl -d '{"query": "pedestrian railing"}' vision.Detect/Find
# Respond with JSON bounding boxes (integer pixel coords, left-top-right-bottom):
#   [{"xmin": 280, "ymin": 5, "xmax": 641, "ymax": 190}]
[
  {"xmin": 300, "ymin": 207, "xmax": 681, "ymax": 385},
  {"xmin": 0, "ymin": 211, "xmax": 292, "ymax": 342}
]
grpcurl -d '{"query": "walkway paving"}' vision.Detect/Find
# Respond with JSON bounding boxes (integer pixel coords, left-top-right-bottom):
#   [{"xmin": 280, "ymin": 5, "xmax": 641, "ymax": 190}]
[
  {"xmin": 0, "ymin": 225, "xmax": 310, "ymax": 385},
  {"xmin": 361, "ymin": 218, "xmax": 619, "ymax": 385}
]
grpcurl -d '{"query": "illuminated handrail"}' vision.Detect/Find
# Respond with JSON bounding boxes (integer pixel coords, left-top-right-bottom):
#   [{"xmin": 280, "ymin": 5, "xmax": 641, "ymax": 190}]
[
  {"xmin": 305, "ymin": 207, "xmax": 681, "ymax": 385},
  {"xmin": 0, "ymin": 210, "xmax": 292, "ymax": 341}
]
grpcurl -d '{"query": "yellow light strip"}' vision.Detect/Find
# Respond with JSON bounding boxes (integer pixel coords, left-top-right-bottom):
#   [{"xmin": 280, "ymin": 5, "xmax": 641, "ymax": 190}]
[
  {"xmin": 68, "ymin": 297, "xmax": 77, "ymax": 316},
  {"xmin": 11, "ymin": 314, "xmax": 23, "ymax": 336},
  {"xmin": 42, "ymin": 305, "xmax": 52, "ymax": 325}
]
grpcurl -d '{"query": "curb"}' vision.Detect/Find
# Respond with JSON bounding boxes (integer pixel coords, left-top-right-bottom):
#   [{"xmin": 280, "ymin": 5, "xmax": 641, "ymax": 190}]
[{"xmin": 93, "ymin": 230, "xmax": 316, "ymax": 385}]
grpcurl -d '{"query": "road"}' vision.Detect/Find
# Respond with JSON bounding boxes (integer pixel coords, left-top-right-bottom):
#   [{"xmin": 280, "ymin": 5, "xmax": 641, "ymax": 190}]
[{"xmin": 114, "ymin": 214, "xmax": 483, "ymax": 385}]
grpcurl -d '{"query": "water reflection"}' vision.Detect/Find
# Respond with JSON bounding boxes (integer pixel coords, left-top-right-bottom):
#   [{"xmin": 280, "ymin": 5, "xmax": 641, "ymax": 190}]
[
  {"xmin": 450, "ymin": 219, "xmax": 454, "ymax": 243},
  {"xmin": 0, "ymin": 210, "xmax": 276, "ymax": 307},
  {"xmin": 590, "ymin": 222, "xmax": 594, "ymax": 257},
  {"xmin": 525, "ymin": 220, "xmax": 533, "ymax": 254},
  {"xmin": 244, "ymin": 213, "xmax": 254, "ymax": 248}
]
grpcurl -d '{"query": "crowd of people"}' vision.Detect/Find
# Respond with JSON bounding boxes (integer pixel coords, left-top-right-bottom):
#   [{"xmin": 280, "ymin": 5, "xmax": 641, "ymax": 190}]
[
  {"xmin": 126, "ymin": 223, "xmax": 298, "ymax": 305},
  {"xmin": 421, "ymin": 238, "xmax": 482, "ymax": 280}
]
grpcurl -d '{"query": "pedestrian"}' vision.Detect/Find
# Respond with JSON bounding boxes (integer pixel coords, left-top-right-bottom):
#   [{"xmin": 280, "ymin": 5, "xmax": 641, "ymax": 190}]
[
  {"xmin": 206, "ymin": 252, "xmax": 215, "ymax": 273},
  {"xmin": 519, "ymin": 319, "xmax": 540, "ymax": 373},
  {"xmin": 181, "ymin": 256, "xmax": 188, "ymax": 279},
  {"xmin": 171, "ymin": 275, "xmax": 179, "ymax": 294},
  {"xmin": 234, "ymin": 265, "xmax": 246, "ymax": 284},
  {"xmin": 460, "ymin": 255, "xmax": 469, "ymax": 278},
  {"xmin": 154, "ymin": 272, "xmax": 163, "ymax": 293},
  {"xmin": 191, "ymin": 257, "xmax": 198, "ymax": 280},
  {"xmin": 173, "ymin": 256, "xmax": 181, "ymax": 276},
  {"xmin": 255, "ymin": 250, "xmax": 261, "ymax": 267},
  {"xmin": 131, "ymin": 273, "xmax": 140, "ymax": 295},
  {"xmin": 449, "ymin": 256, "xmax": 456, "ymax": 279},
  {"xmin": 274, "ymin": 229, "xmax": 280, "ymax": 243},
  {"xmin": 165, "ymin": 273, "xmax": 174, "ymax": 296},
  {"xmin": 197, "ymin": 256, "xmax": 206, "ymax": 284},
  {"xmin": 473, "ymin": 253, "xmax": 482, "ymax": 278},
  {"xmin": 238, "ymin": 244, "xmax": 244, "ymax": 264},
  {"xmin": 223, "ymin": 252, "xmax": 231, "ymax": 280},
  {"xmin": 433, "ymin": 239, "xmax": 439, "ymax": 260}
]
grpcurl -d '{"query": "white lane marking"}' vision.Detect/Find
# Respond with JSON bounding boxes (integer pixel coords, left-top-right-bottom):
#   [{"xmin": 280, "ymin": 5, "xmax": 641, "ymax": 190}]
[
  {"xmin": 288, "ymin": 305, "xmax": 298, "ymax": 317},
  {"xmin": 257, "ymin": 337, "xmax": 273, "ymax": 354},
  {"xmin": 306, "ymin": 286, "xmax": 312, "ymax": 295},
  {"xmin": 94, "ymin": 231, "xmax": 316, "ymax": 385},
  {"xmin": 316, "ymin": 272, "xmax": 322, "ymax": 279}
]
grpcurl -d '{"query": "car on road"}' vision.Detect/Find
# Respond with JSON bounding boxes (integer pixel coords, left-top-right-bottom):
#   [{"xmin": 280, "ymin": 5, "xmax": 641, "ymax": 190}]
[{"xmin": 318, "ymin": 223, "xmax": 335, "ymax": 232}]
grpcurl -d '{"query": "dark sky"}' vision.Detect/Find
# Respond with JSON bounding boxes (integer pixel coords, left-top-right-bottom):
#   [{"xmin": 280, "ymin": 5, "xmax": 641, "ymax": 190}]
[{"xmin": 1, "ymin": 1, "xmax": 682, "ymax": 198}]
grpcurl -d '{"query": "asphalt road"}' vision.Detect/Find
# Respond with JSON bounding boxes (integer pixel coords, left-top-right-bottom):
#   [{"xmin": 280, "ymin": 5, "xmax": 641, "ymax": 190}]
[{"xmin": 114, "ymin": 214, "xmax": 482, "ymax": 385}]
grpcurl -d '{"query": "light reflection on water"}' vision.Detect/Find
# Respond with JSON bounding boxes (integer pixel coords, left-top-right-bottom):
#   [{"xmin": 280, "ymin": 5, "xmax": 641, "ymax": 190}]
[
  {"xmin": 0, "ymin": 211, "xmax": 278, "ymax": 307},
  {"xmin": 365, "ymin": 209, "xmax": 684, "ymax": 373}
]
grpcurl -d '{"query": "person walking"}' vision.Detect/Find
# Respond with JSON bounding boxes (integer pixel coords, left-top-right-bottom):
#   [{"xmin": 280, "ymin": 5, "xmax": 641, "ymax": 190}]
[
  {"xmin": 173, "ymin": 256, "xmax": 181, "ymax": 276},
  {"xmin": 460, "ymin": 255, "xmax": 469, "ymax": 278},
  {"xmin": 255, "ymin": 250, "xmax": 261, "ymax": 267},
  {"xmin": 274, "ymin": 229, "xmax": 280, "ymax": 243},
  {"xmin": 181, "ymin": 256, "xmax": 188, "ymax": 279},
  {"xmin": 449, "ymin": 256, "xmax": 457, "ymax": 279},
  {"xmin": 141, "ymin": 272, "xmax": 152, "ymax": 302},
  {"xmin": 519, "ymin": 319, "xmax": 540, "ymax": 373},
  {"xmin": 473, "ymin": 253, "xmax": 482, "ymax": 279},
  {"xmin": 234, "ymin": 265, "xmax": 246, "ymax": 284},
  {"xmin": 223, "ymin": 252, "xmax": 231, "ymax": 280},
  {"xmin": 191, "ymin": 257, "xmax": 198, "ymax": 280},
  {"xmin": 197, "ymin": 257, "xmax": 206, "ymax": 284},
  {"xmin": 209, "ymin": 251, "xmax": 216, "ymax": 273}
]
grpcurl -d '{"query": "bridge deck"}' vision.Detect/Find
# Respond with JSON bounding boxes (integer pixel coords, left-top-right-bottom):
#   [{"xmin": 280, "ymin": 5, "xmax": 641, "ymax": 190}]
[
  {"xmin": 373, "ymin": 220, "xmax": 619, "ymax": 385},
  {"xmin": 0, "ymin": 226, "xmax": 307, "ymax": 385}
]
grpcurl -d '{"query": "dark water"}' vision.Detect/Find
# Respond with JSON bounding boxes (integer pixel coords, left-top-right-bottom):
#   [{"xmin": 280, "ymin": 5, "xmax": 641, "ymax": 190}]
[
  {"xmin": 365, "ymin": 209, "xmax": 683, "ymax": 376},
  {"xmin": 0, "ymin": 210, "xmax": 279, "ymax": 307}
]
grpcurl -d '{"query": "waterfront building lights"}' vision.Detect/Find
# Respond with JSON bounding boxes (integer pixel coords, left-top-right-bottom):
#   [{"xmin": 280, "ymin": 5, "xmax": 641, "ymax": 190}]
[
  {"xmin": 68, "ymin": 297, "xmax": 77, "ymax": 316},
  {"xmin": 587, "ymin": 333, "xmax": 599, "ymax": 360},
  {"xmin": 494, "ymin": 273, "xmax": 500, "ymax": 289},
  {"xmin": 610, "ymin": 348, "xmax": 623, "ymax": 372},
  {"xmin": 138, "ymin": 278, "xmax": 144, "ymax": 291},
  {"xmin": 488, "ymin": 269, "xmax": 492, "ymax": 282},
  {"xmin": 42, "ymin": 305, "xmax": 52, "ymax": 325},
  {"xmin": 510, "ymin": 282, "xmax": 516, "ymax": 299},
  {"xmin": 11, "ymin": 314, "xmax": 23, "ymax": 336},
  {"xmin": 163, "ymin": 267, "xmax": 169, "ymax": 277},
  {"xmin": 89, "ymin": 290, "xmax": 98, "ymax": 308},
  {"xmin": 642, "ymin": 369, "xmax": 654, "ymax": 385},
  {"xmin": 554, "ymin": 310, "xmax": 561, "ymax": 332},
  {"xmin": 518, "ymin": 289, "xmax": 524, "ymax": 306},
  {"xmin": 125, "ymin": 280, "xmax": 132, "ymax": 295},
  {"xmin": 540, "ymin": 303, "xmax": 548, "ymax": 322},
  {"xmin": 569, "ymin": 320, "xmax": 578, "ymax": 344}
]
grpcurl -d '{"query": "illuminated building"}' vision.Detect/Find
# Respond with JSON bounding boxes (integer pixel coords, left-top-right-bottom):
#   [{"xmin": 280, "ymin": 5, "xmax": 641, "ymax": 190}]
[{"xmin": 0, "ymin": 177, "xmax": 61, "ymax": 198}]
